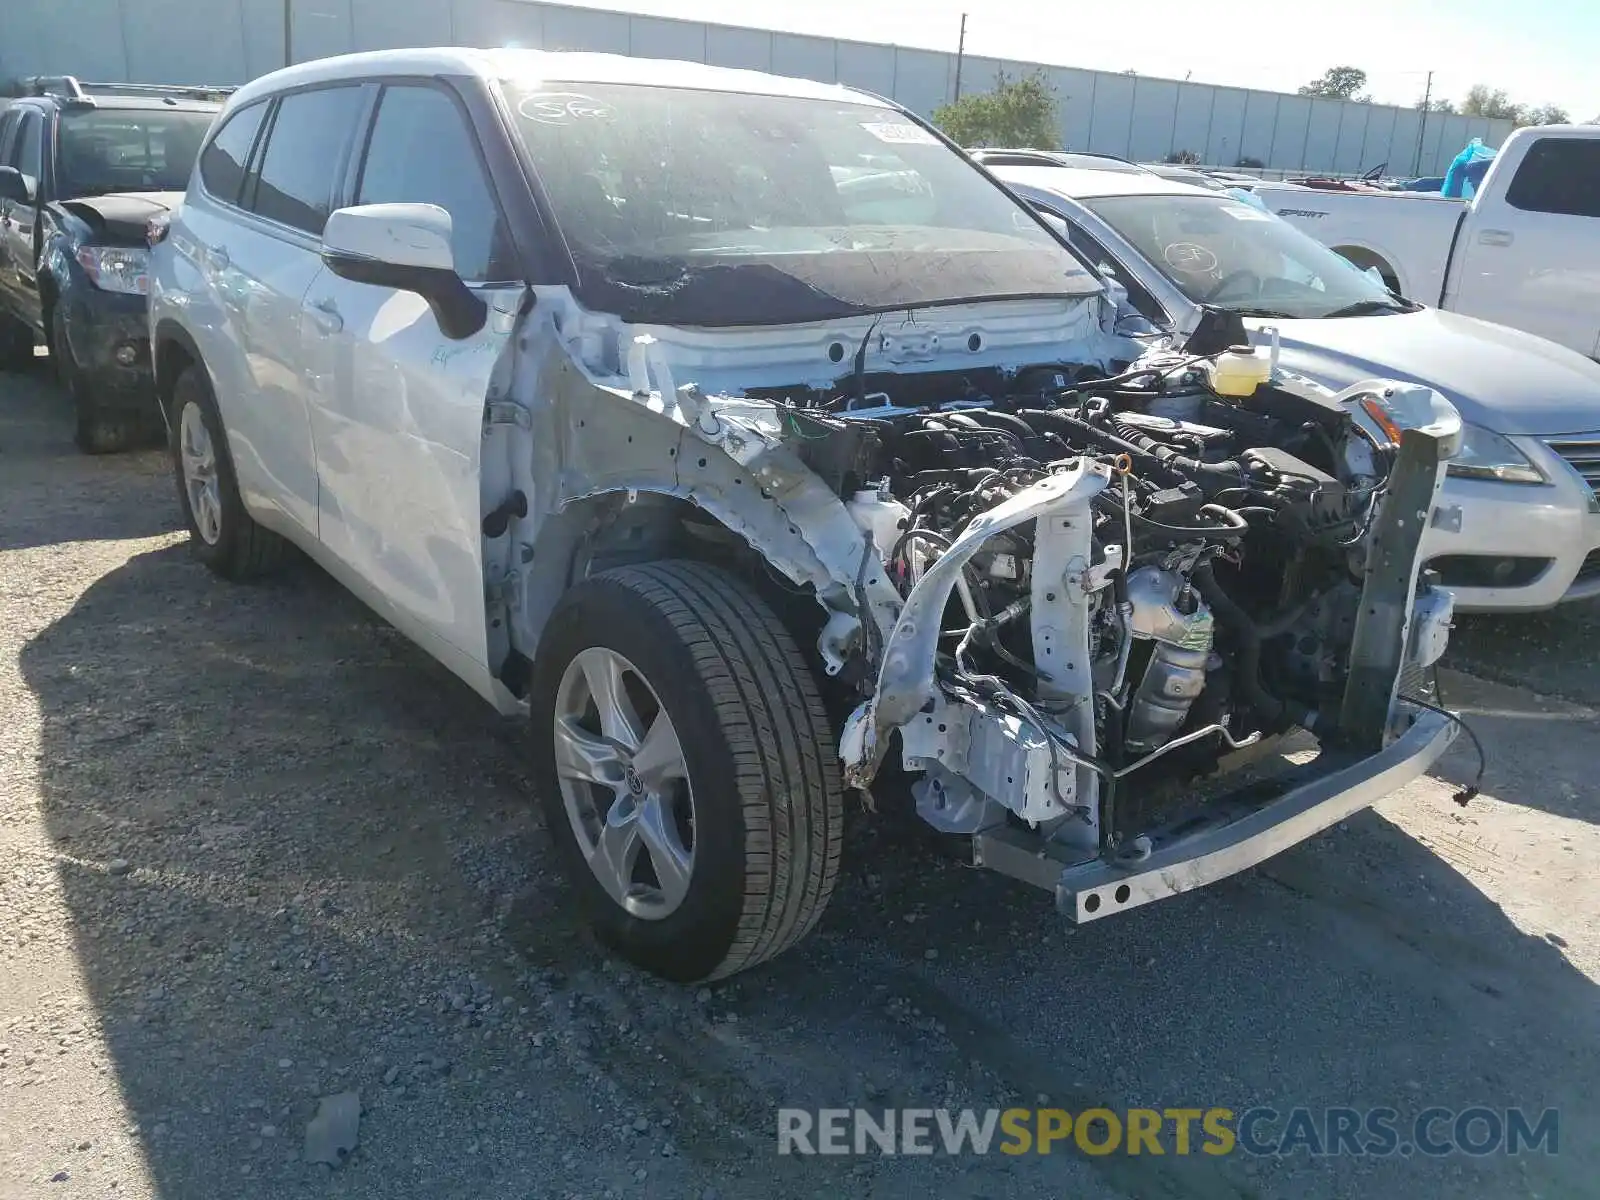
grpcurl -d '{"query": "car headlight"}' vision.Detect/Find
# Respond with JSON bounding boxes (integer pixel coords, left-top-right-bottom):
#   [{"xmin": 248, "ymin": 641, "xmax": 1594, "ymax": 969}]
[
  {"xmin": 1445, "ymin": 423, "xmax": 1545, "ymax": 484},
  {"xmin": 1351, "ymin": 385, "xmax": 1531, "ymax": 483},
  {"xmin": 75, "ymin": 246, "xmax": 151, "ymax": 296}
]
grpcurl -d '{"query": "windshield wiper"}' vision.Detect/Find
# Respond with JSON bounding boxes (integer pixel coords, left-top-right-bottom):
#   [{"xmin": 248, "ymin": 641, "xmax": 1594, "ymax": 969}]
[{"xmin": 1321, "ymin": 298, "xmax": 1409, "ymax": 318}]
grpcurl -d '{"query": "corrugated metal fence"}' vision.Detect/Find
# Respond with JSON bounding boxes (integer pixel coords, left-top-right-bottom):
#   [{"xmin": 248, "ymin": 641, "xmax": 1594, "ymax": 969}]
[{"xmin": 0, "ymin": 0, "xmax": 1514, "ymax": 176}]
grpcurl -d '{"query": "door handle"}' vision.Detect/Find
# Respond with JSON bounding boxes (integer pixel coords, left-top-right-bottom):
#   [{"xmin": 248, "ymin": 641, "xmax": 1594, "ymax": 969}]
[
  {"xmin": 310, "ymin": 296, "xmax": 343, "ymax": 334},
  {"xmin": 205, "ymin": 245, "xmax": 230, "ymax": 270},
  {"xmin": 1478, "ymin": 229, "xmax": 1514, "ymax": 247}
]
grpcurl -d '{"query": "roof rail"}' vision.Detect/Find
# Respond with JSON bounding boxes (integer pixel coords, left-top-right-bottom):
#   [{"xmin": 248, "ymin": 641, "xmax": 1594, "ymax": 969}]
[
  {"xmin": 19, "ymin": 76, "xmax": 233, "ymax": 104},
  {"xmin": 77, "ymin": 80, "xmax": 236, "ymax": 101},
  {"xmin": 23, "ymin": 75, "xmax": 89, "ymax": 102}
]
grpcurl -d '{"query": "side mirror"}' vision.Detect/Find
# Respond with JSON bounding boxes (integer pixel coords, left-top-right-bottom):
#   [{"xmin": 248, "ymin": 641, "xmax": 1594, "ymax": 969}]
[
  {"xmin": 0, "ymin": 166, "xmax": 36, "ymax": 205},
  {"xmin": 320, "ymin": 203, "xmax": 486, "ymax": 340}
]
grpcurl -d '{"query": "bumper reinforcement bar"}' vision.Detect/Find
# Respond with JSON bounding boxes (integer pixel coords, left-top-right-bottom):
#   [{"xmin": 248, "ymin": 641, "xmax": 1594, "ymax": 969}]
[{"xmin": 973, "ymin": 702, "xmax": 1457, "ymax": 923}]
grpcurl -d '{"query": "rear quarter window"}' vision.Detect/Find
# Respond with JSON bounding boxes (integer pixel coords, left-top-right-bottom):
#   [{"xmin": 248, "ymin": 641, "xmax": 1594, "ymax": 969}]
[
  {"xmin": 199, "ymin": 102, "xmax": 267, "ymax": 204},
  {"xmin": 1504, "ymin": 139, "xmax": 1600, "ymax": 218}
]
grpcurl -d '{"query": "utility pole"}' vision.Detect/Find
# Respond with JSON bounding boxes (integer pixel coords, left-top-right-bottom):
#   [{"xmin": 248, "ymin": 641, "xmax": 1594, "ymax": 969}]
[
  {"xmin": 1414, "ymin": 70, "xmax": 1434, "ymax": 176},
  {"xmin": 284, "ymin": 0, "xmax": 293, "ymax": 68},
  {"xmin": 952, "ymin": 13, "xmax": 968, "ymax": 102}
]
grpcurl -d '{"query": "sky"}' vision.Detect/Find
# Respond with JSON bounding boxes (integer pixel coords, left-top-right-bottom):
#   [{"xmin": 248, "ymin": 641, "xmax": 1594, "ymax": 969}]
[{"xmin": 555, "ymin": 0, "xmax": 1598, "ymax": 118}]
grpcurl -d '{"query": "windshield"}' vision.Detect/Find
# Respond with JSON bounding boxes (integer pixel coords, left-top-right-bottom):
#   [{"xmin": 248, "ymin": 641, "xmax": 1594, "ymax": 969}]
[
  {"xmin": 58, "ymin": 109, "xmax": 214, "ymax": 196},
  {"xmin": 1083, "ymin": 193, "xmax": 1406, "ymax": 319},
  {"xmin": 502, "ymin": 81, "xmax": 1099, "ymax": 325}
]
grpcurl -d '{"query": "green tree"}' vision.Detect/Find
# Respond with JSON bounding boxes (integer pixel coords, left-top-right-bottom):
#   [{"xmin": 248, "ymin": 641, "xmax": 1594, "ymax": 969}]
[
  {"xmin": 1521, "ymin": 103, "xmax": 1571, "ymax": 126},
  {"xmin": 1460, "ymin": 86, "xmax": 1570, "ymax": 126},
  {"xmin": 1298, "ymin": 66, "xmax": 1369, "ymax": 101},
  {"xmin": 933, "ymin": 69, "xmax": 1061, "ymax": 149},
  {"xmin": 1165, "ymin": 149, "xmax": 1200, "ymax": 164},
  {"xmin": 1461, "ymin": 85, "xmax": 1522, "ymax": 121},
  {"xmin": 1417, "ymin": 96, "xmax": 1456, "ymax": 114}
]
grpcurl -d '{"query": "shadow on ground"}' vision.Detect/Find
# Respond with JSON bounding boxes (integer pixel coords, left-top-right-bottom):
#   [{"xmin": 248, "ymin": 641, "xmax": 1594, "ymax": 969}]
[{"xmin": 0, "ymin": 363, "xmax": 178, "ymax": 552}]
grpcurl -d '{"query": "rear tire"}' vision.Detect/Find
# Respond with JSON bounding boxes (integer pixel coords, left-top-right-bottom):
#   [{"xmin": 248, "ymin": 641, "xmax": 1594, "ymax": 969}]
[
  {"xmin": 168, "ymin": 363, "xmax": 287, "ymax": 580},
  {"xmin": 56, "ymin": 306, "xmax": 138, "ymax": 455},
  {"xmin": 530, "ymin": 560, "xmax": 843, "ymax": 982}
]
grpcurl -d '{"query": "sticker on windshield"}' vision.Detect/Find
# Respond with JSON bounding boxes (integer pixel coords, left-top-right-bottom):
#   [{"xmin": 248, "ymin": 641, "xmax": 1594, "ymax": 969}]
[
  {"xmin": 1221, "ymin": 204, "xmax": 1272, "ymax": 220},
  {"xmin": 518, "ymin": 92, "xmax": 615, "ymax": 125},
  {"xmin": 861, "ymin": 121, "xmax": 939, "ymax": 145}
]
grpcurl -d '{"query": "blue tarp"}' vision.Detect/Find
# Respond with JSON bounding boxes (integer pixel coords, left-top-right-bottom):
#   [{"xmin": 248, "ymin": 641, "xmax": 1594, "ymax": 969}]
[{"xmin": 1442, "ymin": 138, "xmax": 1497, "ymax": 198}]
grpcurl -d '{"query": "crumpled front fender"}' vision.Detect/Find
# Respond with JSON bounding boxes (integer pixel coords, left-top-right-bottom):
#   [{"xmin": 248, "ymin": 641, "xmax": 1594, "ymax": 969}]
[{"xmin": 841, "ymin": 458, "xmax": 1113, "ymax": 787}]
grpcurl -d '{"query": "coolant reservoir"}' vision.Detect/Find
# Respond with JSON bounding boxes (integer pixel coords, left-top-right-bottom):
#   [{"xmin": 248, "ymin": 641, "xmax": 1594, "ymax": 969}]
[
  {"xmin": 847, "ymin": 487, "xmax": 911, "ymax": 557},
  {"xmin": 1206, "ymin": 346, "xmax": 1270, "ymax": 398}
]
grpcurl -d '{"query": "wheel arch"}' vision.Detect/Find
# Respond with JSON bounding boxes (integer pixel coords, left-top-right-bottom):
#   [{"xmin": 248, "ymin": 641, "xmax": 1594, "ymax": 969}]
[
  {"xmin": 502, "ymin": 486, "xmax": 849, "ymax": 704},
  {"xmin": 1331, "ymin": 244, "xmax": 1402, "ymax": 294},
  {"xmin": 152, "ymin": 319, "xmax": 205, "ymax": 434}
]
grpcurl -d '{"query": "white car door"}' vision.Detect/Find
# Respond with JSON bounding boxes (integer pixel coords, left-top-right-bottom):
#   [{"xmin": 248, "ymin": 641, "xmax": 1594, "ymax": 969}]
[
  {"xmin": 190, "ymin": 85, "xmax": 369, "ymax": 537},
  {"xmin": 1449, "ymin": 136, "xmax": 1600, "ymax": 358},
  {"xmin": 301, "ymin": 82, "xmax": 522, "ymax": 690},
  {"xmin": 0, "ymin": 110, "xmax": 46, "ymax": 328}
]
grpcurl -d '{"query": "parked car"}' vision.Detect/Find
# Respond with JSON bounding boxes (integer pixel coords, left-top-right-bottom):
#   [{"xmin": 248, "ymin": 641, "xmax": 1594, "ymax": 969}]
[
  {"xmin": 1252, "ymin": 126, "xmax": 1600, "ymax": 359},
  {"xmin": 1201, "ymin": 170, "xmax": 1267, "ymax": 187},
  {"xmin": 1140, "ymin": 164, "xmax": 1233, "ymax": 191},
  {"xmin": 149, "ymin": 49, "xmax": 1459, "ymax": 983},
  {"xmin": 969, "ymin": 148, "xmax": 1154, "ymax": 175},
  {"xmin": 0, "ymin": 76, "xmax": 222, "ymax": 451},
  {"xmin": 971, "ymin": 149, "xmax": 1235, "ymax": 193},
  {"xmin": 994, "ymin": 162, "xmax": 1600, "ymax": 612}
]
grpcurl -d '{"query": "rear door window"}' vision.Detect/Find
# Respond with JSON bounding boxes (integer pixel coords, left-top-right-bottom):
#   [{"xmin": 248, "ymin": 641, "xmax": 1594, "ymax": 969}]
[
  {"xmin": 1505, "ymin": 139, "xmax": 1600, "ymax": 218},
  {"xmin": 0, "ymin": 109, "xmax": 20, "ymax": 165},
  {"xmin": 248, "ymin": 86, "xmax": 365, "ymax": 235},
  {"xmin": 199, "ymin": 102, "xmax": 267, "ymax": 204},
  {"xmin": 13, "ymin": 112, "xmax": 44, "ymax": 183}
]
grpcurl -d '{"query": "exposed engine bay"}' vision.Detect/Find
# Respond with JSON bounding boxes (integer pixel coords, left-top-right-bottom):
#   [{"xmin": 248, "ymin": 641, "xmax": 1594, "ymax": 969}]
[
  {"xmin": 479, "ymin": 284, "xmax": 1461, "ymax": 919},
  {"xmin": 744, "ymin": 346, "xmax": 1438, "ymax": 858}
]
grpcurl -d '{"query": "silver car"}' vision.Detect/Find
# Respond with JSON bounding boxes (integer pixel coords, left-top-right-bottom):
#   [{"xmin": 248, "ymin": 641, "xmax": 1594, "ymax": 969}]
[{"xmin": 997, "ymin": 163, "xmax": 1600, "ymax": 612}]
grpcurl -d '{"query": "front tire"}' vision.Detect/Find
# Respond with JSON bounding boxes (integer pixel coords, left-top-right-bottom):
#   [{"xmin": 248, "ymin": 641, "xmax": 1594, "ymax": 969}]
[
  {"xmin": 168, "ymin": 364, "xmax": 286, "ymax": 579},
  {"xmin": 530, "ymin": 561, "xmax": 843, "ymax": 982}
]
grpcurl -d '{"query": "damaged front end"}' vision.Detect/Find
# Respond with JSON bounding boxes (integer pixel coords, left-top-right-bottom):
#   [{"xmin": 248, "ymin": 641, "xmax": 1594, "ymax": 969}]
[
  {"xmin": 818, "ymin": 352, "xmax": 1462, "ymax": 918},
  {"xmin": 488, "ymin": 286, "xmax": 1462, "ymax": 923}
]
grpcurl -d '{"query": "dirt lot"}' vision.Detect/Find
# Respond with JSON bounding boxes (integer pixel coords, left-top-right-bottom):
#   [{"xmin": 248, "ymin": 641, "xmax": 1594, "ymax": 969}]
[{"xmin": 1, "ymin": 360, "xmax": 1596, "ymax": 1200}]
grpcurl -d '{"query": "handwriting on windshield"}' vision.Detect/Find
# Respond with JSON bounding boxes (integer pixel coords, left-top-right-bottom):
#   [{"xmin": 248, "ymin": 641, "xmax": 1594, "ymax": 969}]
[{"xmin": 518, "ymin": 93, "xmax": 615, "ymax": 126}]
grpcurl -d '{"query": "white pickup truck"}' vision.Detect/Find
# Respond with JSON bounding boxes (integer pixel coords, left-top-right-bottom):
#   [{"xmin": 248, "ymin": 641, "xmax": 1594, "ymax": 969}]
[{"xmin": 1254, "ymin": 125, "xmax": 1600, "ymax": 359}]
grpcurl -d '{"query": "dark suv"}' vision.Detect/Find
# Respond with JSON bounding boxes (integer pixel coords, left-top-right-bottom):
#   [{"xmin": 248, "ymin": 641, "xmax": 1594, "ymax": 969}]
[{"xmin": 0, "ymin": 77, "xmax": 222, "ymax": 451}]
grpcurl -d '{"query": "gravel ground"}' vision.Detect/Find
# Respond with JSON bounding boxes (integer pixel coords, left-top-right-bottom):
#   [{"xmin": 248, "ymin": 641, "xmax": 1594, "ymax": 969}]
[{"xmin": 1, "ymin": 360, "xmax": 1596, "ymax": 1200}]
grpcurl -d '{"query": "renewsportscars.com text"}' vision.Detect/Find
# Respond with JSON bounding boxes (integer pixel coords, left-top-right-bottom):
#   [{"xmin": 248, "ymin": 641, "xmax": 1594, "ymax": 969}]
[{"xmin": 777, "ymin": 1106, "xmax": 1559, "ymax": 1158}]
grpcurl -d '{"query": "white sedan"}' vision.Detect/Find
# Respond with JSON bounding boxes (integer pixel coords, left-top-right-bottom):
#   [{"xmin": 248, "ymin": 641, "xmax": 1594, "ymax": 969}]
[{"xmin": 994, "ymin": 163, "xmax": 1600, "ymax": 612}]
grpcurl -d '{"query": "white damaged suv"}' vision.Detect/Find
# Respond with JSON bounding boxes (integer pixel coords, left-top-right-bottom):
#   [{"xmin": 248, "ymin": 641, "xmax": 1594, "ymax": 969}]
[{"xmin": 149, "ymin": 49, "xmax": 1462, "ymax": 982}]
